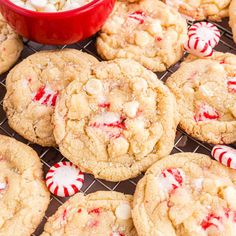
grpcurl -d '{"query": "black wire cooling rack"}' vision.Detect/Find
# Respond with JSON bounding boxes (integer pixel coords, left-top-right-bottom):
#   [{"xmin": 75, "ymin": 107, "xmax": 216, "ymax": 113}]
[{"xmin": 0, "ymin": 18, "xmax": 235, "ymax": 235}]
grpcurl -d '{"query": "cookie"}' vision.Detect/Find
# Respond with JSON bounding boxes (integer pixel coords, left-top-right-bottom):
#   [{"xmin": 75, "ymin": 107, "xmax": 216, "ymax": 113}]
[
  {"xmin": 0, "ymin": 134, "xmax": 50, "ymax": 236},
  {"xmin": 166, "ymin": 52, "xmax": 236, "ymax": 144},
  {"xmin": 96, "ymin": 0, "xmax": 188, "ymax": 72},
  {"xmin": 133, "ymin": 152, "xmax": 236, "ymax": 236},
  {"xmin": 229, "ymin": 0, "xmax": 236, "ymax": 43},
  {"xmin": 3, "ymin": 49, "xmax": 98, "ymax": 147},
  {"xmin": 53, "ymin": 59, "xmax": 179, "ymax": 181},
  {"xmin": 0, "ymin": 13, "xmax": 23, "ymax": 75},
  {"xmin": 164, "ymin": 0, "xmax": 231, "ymax": 21},
  {"xmin": 41, "ymin": 191, "xmax": 137, "ymax": 236}
]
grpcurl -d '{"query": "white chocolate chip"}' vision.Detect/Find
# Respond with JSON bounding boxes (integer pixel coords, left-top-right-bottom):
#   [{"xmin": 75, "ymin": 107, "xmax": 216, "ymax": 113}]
[
  {"xmin": 183, "ymin": 85, "xmax": 194, "ymax": 95},
  {"xmin": 192, "ymin": 178, "xmax": 203, "ymax": 191},
  {"xmin": 85, "ymin": 79, "xmax": 103, "ymax": 95},
  {"xmin": 199, "ymin": 85, "xmax": 213, "ymax": 97},
  {"xmin": 133, "ymin": 78, "xmax": 148, "ymax": 92},
  {"xmin": 208, "ymin": 64, "xmax": 225, "ymax": 74},
  {"xmin": 68, "ymin": 94, "xmax": 90, "ymax": 119},
  {"xmin": 10, "ymin": 0, "xmax": 91, "ymax": 12},
  {"xmin": 123, "ymin": 101, "xmax": 139, "ymax": 118},
  {"xmin": 106, "ymin": 16, "xmax": 125, "ymax": 34},
  {"xmin": 44, "ymin": 3, "xmax": 57, "ymax": 11},
  {"xmin": 135, "ymin": 31, "xmax": 153, "ymax": 47},
  {"xmin": 0, "ymin": 182, "xmax": 6, "ymax": 190},
  {"xmin": 30, "ymin": 0, "xmax": 48, "ymax": 10},
  {"xmin": 113, "ymin": 16, "xmax": 125, "ymax": 25},
  {"xmin": 62, "ymin": 1, "xmax": 81, "ymax": 10},
  {"xmin": 147, "ymin": 20, "xmax": 163, "ymax": 36},
  {"xmin": 165, "ymin": 0, "xmax": 183, "ymax": 8},
  {"xmin": 127, "ymin": 118, "xmax": 145, "ymax": 134},
  {"xmin": 93, "ymin": 112, "xmax": 120, "ymax": 125},
  {"xmin": 11, "ymin": 0, "xmax": 25, "ymax": 7},
  {"xmin": 25, "ymin": 1, "xmax": 36, "ymax": 10},
  {"xmin": 223, "ymin": 186, "xmax": 236, "ymax": 209},
  {"xmin": 108, "ymin": 137, "xmax": 129, "ymax": 158},
  {"xmin": 115, "ymin": 203, "xmax": 131, "ymax": 220}
]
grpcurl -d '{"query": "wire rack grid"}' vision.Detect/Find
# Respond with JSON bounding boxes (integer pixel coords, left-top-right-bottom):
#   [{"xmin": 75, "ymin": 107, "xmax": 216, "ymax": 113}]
[{"xmin": 0, "ymin": 18, "xmax": 235, "ymax": 235}]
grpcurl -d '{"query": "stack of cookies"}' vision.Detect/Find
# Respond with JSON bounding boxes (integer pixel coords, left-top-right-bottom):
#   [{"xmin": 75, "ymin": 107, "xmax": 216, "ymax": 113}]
[{"xmin": 1, "ymin": 0, "xmax": 236, "ymax": 235}]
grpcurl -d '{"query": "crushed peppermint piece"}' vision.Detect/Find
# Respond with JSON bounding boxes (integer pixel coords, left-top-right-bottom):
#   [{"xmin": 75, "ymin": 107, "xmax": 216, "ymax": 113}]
[
  {"xmin": 194, "ymin": 103, "xmax": 219, "ymax": 122},
  {"xmin": 33, "ymin": 85, "xmax": 59, "ymax": 107},
  {"xmin": 128, "ymin": 11, "xmax": 146, "ymax": 24}
]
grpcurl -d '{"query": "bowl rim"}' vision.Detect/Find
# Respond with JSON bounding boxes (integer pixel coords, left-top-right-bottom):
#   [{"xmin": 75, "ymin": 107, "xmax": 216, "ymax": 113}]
[{"xmin": 1, "ymin": 0, "xmax": 103, "ymax": 17}]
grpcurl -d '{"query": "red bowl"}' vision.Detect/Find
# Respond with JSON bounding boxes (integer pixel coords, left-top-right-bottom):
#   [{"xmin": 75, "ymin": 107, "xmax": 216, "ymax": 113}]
[{"xmin": 0, "ymin": 0, "xmax": 115, "ymax": 45}]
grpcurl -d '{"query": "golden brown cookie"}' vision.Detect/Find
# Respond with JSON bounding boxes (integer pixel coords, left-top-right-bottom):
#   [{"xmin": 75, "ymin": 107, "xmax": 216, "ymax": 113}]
[
  {"xmin": 3, "ymin": 49, "xmax": 98, "ymax": 147},
  {"xmin": 0, "ymin": 13, "xmax": 23, "ymax": 75},
  {"xmin": 41, "ymin": 191, "xmax": 137, "ymax": 236},
  {"xmin": 167, "ymin": 52, "xmax": 236, "ymax": 144},
  {"xmin": 133, "ymin": 152, "xmax": 236, "ymax": 236},
  {"xmin": 0, "ymin": 134, "xmax": 50, "ymax": 236},
  {"xmin": 164, "ymin": 0, "xmax": 231, "ymax": 21},
  {"xmin": 53, "ymin": 59, "xmax": 179, "ymax": 181},
  {"xmin": 96, "ymin": 0, "xmax": 187, "ymax": 72},
  {"xmin": 229, "ymin": 0, "xmax": 236, "ymax": 43}
]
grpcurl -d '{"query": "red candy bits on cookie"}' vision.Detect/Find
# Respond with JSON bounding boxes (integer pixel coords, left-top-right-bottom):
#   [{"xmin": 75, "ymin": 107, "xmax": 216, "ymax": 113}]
[
  {"xmin": 227, "ymin": 76, "xmax": 236, "ymax": 93},
  {"xmin": 46, "ymin": 161, "xmax": 84, "ymax": 197},
  {"xmin": 88, "ymin": 208, "xmax": 101, "ymax": 215},
  {"xmin": 89, "ymin": 112, "xmax": 126, "ymax": 139},
  {"xmin": 212, "ymin": 145, "xmax": 236, "ymax": 169},
  {"xmin": 201, "ymin": 213, "xmax": 222, "ymax": 231},
  {"xmin": 128, "ymin": 10, "xmax": 146, "ymax": 24},
  {"xmin": 33, "ymin": 85, "xmax": 59, "ymax": 107},
  {"xmin": 194, "ymin": 103, "xmax": 219, "ymax": 122},
  {"xmin": 201, "ymin": 210, "xmax": 236, "ymax": 232},
  {"xmin": 159, "ymin": 168, "xmax": 184, "ymax": 193},
  {"xmin": 98, "ymin": 102, "xmax": 111, "ymax": 109}
]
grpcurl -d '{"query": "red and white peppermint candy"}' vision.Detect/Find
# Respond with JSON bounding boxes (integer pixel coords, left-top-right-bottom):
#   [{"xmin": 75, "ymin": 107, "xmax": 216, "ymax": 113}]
[
  {"xmin": 227, "ymin": 76, "xmax": 236, "ymax": 93},
  {"xmin": 188, "ymin": 22, "xmax": 221, "ymax": 48},
  {"xmin": 46, "ymin": 161, "xmax": 84, "ymax": 197},
  {"xmin": 184, "ymin": 37, "xmax": 213, "ymax": 58},
  {"xmin": 159, "ymin": 168, "xmax": 184, "ymax": 193},
  {"xmin": 211, "ymin": 145, "xmax": 236, "ymax": 169},
  {"xmin": 128, "ymin": 10, "xmax": 146, "ymax": 24},
  {"xmin": 194, "ymin": 103, "xmax": 219, "ymax": 122},
  {"xmin": 33, "ymin": 85, "xmax": 59, "ymax": 107}
]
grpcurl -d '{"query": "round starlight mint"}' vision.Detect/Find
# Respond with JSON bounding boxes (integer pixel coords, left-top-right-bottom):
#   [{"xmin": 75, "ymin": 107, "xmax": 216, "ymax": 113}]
[
  {"xmin": 184, "ymin": 22, "xmax": 221, "ymax": 57},
  {"xmin": 46, "ymin": 161, "xmax": 84, "ymax": 197},
  {"xmin": 188, "ymin": 22, "xmax": 221, "ymax": 48}
]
